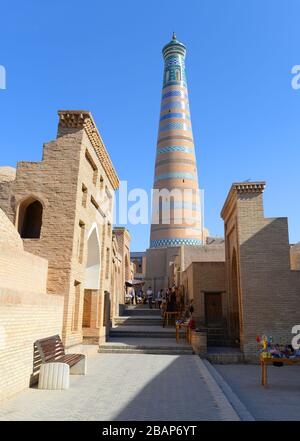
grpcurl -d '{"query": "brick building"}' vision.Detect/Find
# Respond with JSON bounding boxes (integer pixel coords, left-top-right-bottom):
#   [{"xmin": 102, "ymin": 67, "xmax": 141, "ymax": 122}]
[
  {"xmin": 181, "ymin": 182, "xmax": 300, "ymax": 361},
  {"xmin": 0, "ymin": 111, "xmax": 132, "ymax": 399}
]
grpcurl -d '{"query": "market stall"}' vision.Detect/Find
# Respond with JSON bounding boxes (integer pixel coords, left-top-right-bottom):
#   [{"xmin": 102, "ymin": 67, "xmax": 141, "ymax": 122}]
[{"xmin": 257, "ymin": 335, "xmax": 300, "ymax": 386}]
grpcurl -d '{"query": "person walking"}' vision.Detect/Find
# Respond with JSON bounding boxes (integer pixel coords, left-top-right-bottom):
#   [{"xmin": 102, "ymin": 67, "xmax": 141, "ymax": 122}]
[
  {"xmin": 161, "ymin": 291, "xmax": 167, "ymax": 317},
  {"xmin": 157, "ymin": 289, "xmax": 163, "ymax": 309},
  {"xmin": 131, "ymin": 288, "xmax": 135, "ymax": 305},
  {"xmin": 146, "ymin": 286, "xmax": 153, "ymax": 309}
]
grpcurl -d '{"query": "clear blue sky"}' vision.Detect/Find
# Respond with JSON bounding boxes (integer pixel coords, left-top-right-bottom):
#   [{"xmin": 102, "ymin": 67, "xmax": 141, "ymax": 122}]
[{"xmin": 0, "ymin": 0, "xmax": 299, "ymax": 251}]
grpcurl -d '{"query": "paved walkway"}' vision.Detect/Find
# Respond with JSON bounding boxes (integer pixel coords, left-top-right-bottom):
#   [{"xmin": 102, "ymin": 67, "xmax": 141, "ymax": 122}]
[
  {"xmin": 215, "ymin": 364, "xmax": 300, "ymax": 421},
  {"xmin": 0, "ymin": 354, "xmax": 239, "ymax": 421}
]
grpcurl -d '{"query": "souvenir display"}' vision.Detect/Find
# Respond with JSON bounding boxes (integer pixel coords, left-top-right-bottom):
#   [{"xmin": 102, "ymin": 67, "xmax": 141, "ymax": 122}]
[{"xmin": 256, "ymin": 334, "xmax": 300, "ymax": 364}]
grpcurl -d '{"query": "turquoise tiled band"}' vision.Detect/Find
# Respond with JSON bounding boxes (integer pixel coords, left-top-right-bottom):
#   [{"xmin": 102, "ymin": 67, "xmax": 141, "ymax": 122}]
[
  {"xmin": 157, "ymin": 146, "xmax": 193, "ymax": 154},
  {"xmin": 162, "ymin": 90, "xmax": 182, "ymax": 99},
  {"xmin": 150, "ymin": 238, "xmax": 202, "ymax": 248},
  {"xmin": 160, "ymin": 112, "xmax": 190, "ymax": 122},
  {"xmin": 159, "ymin": 122, "xmax": 192, "ymax": 132},
  {"xmin": 154, "ymin": 172, "xmax": 197, "ymax": 182},
  {"xmin": 161, "ymin": 101, "xmax": 190, "ymax": 111},
  {"xmin": 161, "ymin": 90, "xmax": 187, "ymax": 100}
]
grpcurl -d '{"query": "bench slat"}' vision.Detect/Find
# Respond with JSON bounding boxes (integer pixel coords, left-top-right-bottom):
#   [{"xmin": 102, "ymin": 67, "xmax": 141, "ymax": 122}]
[
  {"xmin": 34, "ymin": 335, "xmax": 84, "ymax": 373},
  {"xmin": 53, "ymin": 354, "xmax": 85, "ymax": 367}
]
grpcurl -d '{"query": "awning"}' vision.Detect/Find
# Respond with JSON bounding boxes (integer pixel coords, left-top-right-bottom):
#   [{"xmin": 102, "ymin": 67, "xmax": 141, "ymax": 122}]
[{"xmin": 125, "ymin": 280, "xmax": 145, "ymax": 287}]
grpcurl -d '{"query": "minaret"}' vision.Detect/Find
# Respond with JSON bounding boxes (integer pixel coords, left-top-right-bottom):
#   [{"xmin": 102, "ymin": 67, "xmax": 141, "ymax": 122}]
[{"xmin": 150, "ymin": 33, "xmax": 203, "ymax": 248}]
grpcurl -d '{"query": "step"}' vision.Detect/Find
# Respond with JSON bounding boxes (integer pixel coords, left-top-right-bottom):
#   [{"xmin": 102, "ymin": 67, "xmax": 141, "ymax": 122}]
[
  {"xmin": 208, "ymin": 339, "xmax": 239, "ymax": 347},
  {"xmin": 110, "ymin": 330, "xmax": 175, "ymax": 338},
  {"xmin": 99, "ymin": 338, "xmax": 193, "ymax": 355},
  {"xmin": 207, "ymin": 328, "xmax": 227, "ymax": 335},
  {"xmin": 99, "ymin": 348, "xmax": 193, "ymax": 355},
  {"xmin": 124, "ymin": 308, "xmax": 161, "ymax": 317},
  {"xmin": 110, "ymin": 325, "xmax": 178, "ymax": 339},
  {"xmin": 204, "ymin": 347, "xmax": 244, "ymax": 364},
  {"xmin": 114, "ymin": 316, "xmax": 162, "ymax": 326}
]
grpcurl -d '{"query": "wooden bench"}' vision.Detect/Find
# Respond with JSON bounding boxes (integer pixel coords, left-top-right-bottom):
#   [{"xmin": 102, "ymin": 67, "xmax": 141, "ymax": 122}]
[
  {"xmin": 260, "ymin": 355, "xmax": 300, "ymax": 386},
  {"xmin": 35, "ymin": 334, "xmax": 86, "ymax": 376}
]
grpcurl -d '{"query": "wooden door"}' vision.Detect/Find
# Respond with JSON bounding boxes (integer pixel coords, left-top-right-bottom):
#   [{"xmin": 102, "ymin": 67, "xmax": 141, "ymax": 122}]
[{"xmin": 205, "ymin": 293, "xmax": 222, "ymax": 327}]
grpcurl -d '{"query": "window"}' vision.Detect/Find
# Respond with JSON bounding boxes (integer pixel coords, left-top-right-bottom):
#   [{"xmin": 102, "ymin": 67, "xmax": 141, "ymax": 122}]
[
  {"xmin": 18, "ymin": 198, "xmax": 43, "ymax": 239},
  {"xmin": 82, "ymin": 184, "xmax": 87, "ymax": 208},
  {"xmin": 85, "ymin": 149, "xmax": 98, "ymax": 185},
  {"xmin": 105, "ymin": 247, "xmax": 110, "ymax": 279},
  {"xmin": 78, "ymin": 221, "xmax": 85, "ymax": 263},
  {"xmin": 72, "ymin": 281, "xmax": 81, "ymax": 331},
  {"xmin": 91, "ymin": 195, "xmax": 99, "ymax": 210},
  {"xmin": 176, "ymin": 69, "xmax": 181, "ymax": 81},
  {"xmin": 100, "ymin": 176, "xmax": 104, "ymax": 191}
]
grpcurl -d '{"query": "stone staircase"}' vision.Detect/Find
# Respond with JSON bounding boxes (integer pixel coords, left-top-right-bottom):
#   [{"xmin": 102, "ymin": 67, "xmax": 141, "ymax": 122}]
[
  {"xmin": 207, "ymin": 328, "xmax": 238, "ymax": 347},
  {"xmin": 99, "ymin": 305, "xmax": 193, "ymax": 355},
  {"xmin": 205, "ymin": 347, "xmax": 244, "ymax": 364},
  {"xmin": 114, "ymin": 316, "xmax": 161, "ymax": 327}
]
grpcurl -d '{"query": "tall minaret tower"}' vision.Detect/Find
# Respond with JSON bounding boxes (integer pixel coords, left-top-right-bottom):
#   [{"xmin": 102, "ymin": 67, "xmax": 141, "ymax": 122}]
[{"xmin": 150, "ymin": 33, "xmax": 203, "ymax": 248}]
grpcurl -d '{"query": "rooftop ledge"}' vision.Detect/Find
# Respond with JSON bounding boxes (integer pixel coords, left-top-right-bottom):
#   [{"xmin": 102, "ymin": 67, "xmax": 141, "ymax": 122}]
[
  {"xmin": 221, "ymin": 181, "xmax": 266, "ymax": 219},
  {"xmin": 58, "ymin": 110, "xmax": 119, "ymax": 191}
]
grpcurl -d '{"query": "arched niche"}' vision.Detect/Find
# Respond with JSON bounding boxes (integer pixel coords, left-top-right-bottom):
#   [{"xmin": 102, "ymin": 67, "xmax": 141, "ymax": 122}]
[
  {"xmin": 18, "ymin": 197, "xmax": 43, "ymax": 239},
  {"xmin": 84, "ymin": 225, "xmax": 101, "ymax": 289}
]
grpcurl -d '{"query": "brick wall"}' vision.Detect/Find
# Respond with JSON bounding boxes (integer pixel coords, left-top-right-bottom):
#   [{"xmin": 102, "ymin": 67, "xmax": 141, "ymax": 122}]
[
  {"xmin": 290, "ymin": 243, "xmax": 300, "ymax": 270},
  {"xmin": 183, "ymin": 261, "xmax": 226, "ymax": 324},
  {"xmin": 0, "ymin": 247, "xmax": 48, "ymax": 294},
  {"xmin": 221, "ymin": 183, "xmax": 300, "ymax": 361},
  {"xmin": 0, "ymin": 208, "xmax": 63, "ymax": 401},
  {"xmin": 0, "ymin": 288, "xmax": 63, "ymax": 401}
]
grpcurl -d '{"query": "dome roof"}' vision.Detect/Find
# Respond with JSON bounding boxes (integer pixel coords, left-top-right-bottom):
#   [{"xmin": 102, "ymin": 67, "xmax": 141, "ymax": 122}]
[
  {"xmin": 162, "ymin": 33, "xmax": 186, "ymax": 58},
  {"xmin": 0, "ymin": 166, "xmax": 16, "ymax": 183}
]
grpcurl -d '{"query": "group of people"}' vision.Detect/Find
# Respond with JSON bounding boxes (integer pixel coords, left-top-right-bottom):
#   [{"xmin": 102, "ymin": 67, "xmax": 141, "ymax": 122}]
[
  {"xmin": 145, "ymin": 286, "xmax": 179, "ymax": 312},
  {"xmin": 128, "ymin": 284, "xmax": 195, "ymax": 328},
  {"xmin": 128, "ymin": 288, "xmax": 144, "ymax": 305}
]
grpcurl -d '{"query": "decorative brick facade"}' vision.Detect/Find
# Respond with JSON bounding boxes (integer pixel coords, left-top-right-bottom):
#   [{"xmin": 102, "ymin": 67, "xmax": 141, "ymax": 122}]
[
  {"xmin": 150, "ymin": 33, "xmax": 204, "ymax": 248},
  {"xmin": 221, "ymin": 182, "xmax": 300, "ymax": 361},
  {"xmin": 0, "ymin": 111, "xmax": 130, "ymax": 350}
]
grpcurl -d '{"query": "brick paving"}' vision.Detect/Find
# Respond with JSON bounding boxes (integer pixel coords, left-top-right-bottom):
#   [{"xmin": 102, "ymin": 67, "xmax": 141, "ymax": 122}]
[
  {"xmin": 0, "ymin": 353, "xmax": 239, "ymax": 421},
  {"xmin": 215, "ymin": 364, "xmax": 300, "ymax": 421}
]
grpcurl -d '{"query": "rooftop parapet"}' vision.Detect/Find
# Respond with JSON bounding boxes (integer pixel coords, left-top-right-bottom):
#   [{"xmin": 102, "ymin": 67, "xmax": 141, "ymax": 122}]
[{"xmin": 58, "ymin": 110, "xmax": 119, "ymax": 190}]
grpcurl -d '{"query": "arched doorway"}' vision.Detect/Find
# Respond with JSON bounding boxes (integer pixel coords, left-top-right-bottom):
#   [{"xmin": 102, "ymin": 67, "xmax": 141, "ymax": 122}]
[
  {"xmin": 230, "ymin": 248, "xmax": 241, "ymax": 346},
  {"xmin": 18, "ymin": 197, "xmax": 43, "ymax": 238},
  {"xmin": 84, "ymin": 227, "xmax": 100, "ymax": 290},
  {"xmin": 82, "ymin": 225, "xmax": 101, "ymax": 330}
]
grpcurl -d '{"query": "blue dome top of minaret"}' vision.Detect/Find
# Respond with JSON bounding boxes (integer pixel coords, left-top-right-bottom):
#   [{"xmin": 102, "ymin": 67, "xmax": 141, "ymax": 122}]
[{"xmin": 162, "ymin": 32, "xmax": 186, "ymax": 59}]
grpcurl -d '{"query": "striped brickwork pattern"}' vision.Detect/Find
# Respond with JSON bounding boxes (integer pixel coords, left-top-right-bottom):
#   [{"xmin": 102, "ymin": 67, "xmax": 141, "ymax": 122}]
[{"xmin": 150, "ymin": 34, "xmax": 202, "ymax": 248}]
